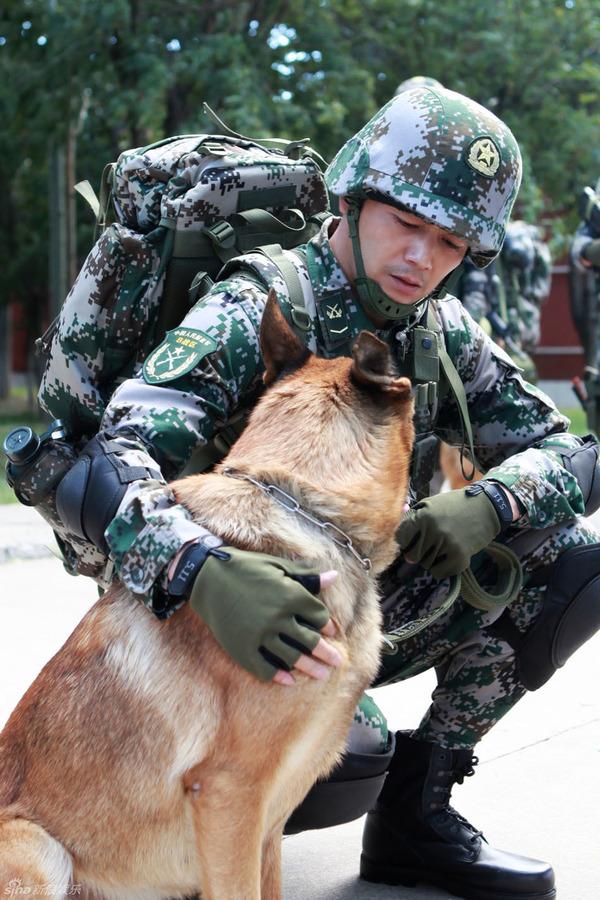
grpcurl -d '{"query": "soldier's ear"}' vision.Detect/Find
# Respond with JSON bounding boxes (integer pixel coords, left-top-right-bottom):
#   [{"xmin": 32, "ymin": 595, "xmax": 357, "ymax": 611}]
[
  {"xmin": 260, "ymin": 289, "xmax": 310, "ymax": 386},
  {"xmin": 351, "ymin": 331, "xmax": 412, "ymax": 397}
]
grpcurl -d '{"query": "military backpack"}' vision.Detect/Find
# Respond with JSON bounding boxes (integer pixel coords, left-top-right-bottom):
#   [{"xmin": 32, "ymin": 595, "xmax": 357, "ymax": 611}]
[{"xmin": 38, "ymin": 108, "xmax": 330, "ymax": 437}]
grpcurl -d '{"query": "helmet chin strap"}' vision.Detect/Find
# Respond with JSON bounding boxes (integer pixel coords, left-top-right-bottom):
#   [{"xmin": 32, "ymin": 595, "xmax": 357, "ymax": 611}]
[{"xmin": 346, "ymin": 199, "xmax": 432, "ymax": 325}]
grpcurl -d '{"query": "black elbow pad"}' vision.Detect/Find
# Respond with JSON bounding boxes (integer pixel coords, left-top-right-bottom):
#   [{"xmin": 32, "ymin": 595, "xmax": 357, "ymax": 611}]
[
  {"xmin": 557, "ymin": 434, "xmax": 600, "ymax": 515},
  {"xmin": 56, "ymin": 433, "xmax": 155, "ymax": 552}
]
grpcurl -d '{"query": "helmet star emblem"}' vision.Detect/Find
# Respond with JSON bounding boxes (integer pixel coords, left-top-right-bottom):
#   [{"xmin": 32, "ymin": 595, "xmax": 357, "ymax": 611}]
[{"xmin": 466, "ymin": 137, "xmax": 501, "ymax": 178}]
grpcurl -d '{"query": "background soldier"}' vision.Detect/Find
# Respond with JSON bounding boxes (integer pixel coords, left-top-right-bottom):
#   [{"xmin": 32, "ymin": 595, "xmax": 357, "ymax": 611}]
[
  {"xmin": 456, "ymin": 220, "xmax": 552, "ymax": 383},
  {"xmin": 32, "ymin": 86, "xmax": 600, "ymax": 900},
  {"xmin": 570, "ymin": 179, "xmax": 600, "ymax": 433}
]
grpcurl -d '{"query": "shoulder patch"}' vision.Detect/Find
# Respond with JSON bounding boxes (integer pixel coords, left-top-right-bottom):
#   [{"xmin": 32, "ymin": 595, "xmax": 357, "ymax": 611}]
[{"xmin": 143, "ymin": 327, "xmax": 218, "ymax": 384}]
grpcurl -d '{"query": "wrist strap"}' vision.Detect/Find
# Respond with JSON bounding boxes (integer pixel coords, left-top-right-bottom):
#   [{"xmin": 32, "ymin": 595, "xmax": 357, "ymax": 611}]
[
  {"xmin": 150, "ymin": 535, "xmax": 226, "ymax": 619},
  {"xmin": 465, "ymin": 480, "xmax": 513, "ymax": 530}
]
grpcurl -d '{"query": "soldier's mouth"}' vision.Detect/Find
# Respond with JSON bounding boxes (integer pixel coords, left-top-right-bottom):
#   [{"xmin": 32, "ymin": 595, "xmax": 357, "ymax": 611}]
[{"xmin": 388, "ymin": 273, "xmax": 424, "ymax": 296}]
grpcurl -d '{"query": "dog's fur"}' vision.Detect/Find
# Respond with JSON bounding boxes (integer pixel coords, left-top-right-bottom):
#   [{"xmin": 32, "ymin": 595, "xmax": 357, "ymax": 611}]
[{"xmin": 0, "ymin": 291, "xmax": 413, "ymax": 900}]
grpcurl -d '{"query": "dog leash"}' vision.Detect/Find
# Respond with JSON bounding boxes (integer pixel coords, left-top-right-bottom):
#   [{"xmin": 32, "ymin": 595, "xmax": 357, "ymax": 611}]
[
  {"xmin": 220, "ymin": 467, "xmax": 522, "ymax": 649},
  {"xmin": 382, "ymin": 542, "xmax": 523, "ymax": 650}
]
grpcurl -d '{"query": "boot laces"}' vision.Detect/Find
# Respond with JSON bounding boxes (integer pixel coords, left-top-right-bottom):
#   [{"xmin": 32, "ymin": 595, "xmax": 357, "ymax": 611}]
[{"xmin": 433, "ymin": 754, "xmax": 483, "ymax": 843}]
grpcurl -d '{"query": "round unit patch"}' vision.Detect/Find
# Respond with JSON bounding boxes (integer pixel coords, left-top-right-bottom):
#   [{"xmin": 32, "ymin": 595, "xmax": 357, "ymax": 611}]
[
  {"xmin": 465, "ymin": 137, "xmax": 501, "ymax": 178},
  {"xmin": 143, "ymin": 327, "xmax": 218, "ymax": 384}
]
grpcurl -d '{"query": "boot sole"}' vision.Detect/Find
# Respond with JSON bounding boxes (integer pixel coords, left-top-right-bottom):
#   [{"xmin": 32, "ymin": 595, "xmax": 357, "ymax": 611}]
[{"xmin": 359, "ymin": 854, "xmax": 557, "ymax": 900}]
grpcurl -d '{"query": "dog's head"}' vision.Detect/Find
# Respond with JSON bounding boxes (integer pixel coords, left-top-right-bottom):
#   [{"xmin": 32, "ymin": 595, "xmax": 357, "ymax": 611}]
[{"xmin": 226, "ymin": 290, "xmax": 414, "ymax": 547}]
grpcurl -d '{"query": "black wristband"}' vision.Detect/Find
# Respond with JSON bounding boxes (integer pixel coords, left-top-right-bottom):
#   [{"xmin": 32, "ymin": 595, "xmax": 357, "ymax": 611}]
[
  {"xmin": 168, "ymin": 537, "xmax": 225, "ymax": 599},
  {"xmin": 465, "ymin": 480, "xmax": 514, "ymax": 531},
  {"xmin": 149, "ymin": 535, "xmax": 227, "ymax": 619}
]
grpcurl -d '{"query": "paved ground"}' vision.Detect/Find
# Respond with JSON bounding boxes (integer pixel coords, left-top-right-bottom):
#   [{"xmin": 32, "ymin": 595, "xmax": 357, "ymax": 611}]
[{"xmin": 0, "ymin": 505, "xmax": 598, "ymax": 899}]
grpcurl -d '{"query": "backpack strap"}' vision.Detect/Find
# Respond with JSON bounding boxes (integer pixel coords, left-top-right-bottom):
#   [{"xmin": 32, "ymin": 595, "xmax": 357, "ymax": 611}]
[
  {"xmin": 182, "ymin": 247, "xmax": 312, "ymax": 476},
  {"xmin": 427, "ymin": 305, "xmax": 478, "ymax": 478},
  {"xmin": 256, "ymin": 244, "xmax": 312, "ymax": 333}
]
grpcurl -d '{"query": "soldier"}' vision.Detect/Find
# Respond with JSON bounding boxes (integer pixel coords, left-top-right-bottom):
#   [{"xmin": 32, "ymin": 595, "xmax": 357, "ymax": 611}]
[
  {"xmin": 502, "ymin": 219, "xmax": 552, "ymax": 354},
  {"xmin": 456, "ymin": 221, "xmax": 551, "ymax": 383},
  {"xmin": 41, "ymin": 87, "xmax": 600, "ymax": 900},
  {"xmin": 570, "ymin": 181, "xmax": 600, "ymax": 432}
]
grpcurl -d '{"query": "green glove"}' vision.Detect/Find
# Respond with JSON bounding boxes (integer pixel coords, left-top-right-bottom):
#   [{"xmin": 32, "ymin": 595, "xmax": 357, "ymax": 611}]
[
  {"xmin": 189, "ymin": 547, "xmax": 330, "ymax": 681},
  {"xmin": 396, "ymin": 489, "xmax": 502, "ymax": 580}
]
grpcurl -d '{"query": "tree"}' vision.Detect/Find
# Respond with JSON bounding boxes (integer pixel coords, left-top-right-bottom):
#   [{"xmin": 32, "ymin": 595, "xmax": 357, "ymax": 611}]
[{"xmin": 0, "ymin": 0, "xmax": 599, "ymax": 383}]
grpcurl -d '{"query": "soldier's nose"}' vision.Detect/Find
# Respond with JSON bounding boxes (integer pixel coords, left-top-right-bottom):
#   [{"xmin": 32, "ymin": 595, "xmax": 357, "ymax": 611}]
[{"xmin": 405, "ymin": 239, "xmax": 433, "ymax": 270}]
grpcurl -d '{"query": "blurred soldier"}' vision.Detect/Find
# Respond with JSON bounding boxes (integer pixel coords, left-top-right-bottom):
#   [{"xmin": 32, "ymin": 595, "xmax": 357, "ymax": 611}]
[
  {"xmin": 502, "ymin": 219, "xmax": 552, "ymax": 353},
  {"xmin": 456, "ymin": 221, "xmax": 551, "ymax": 384},
  {"xmin": 570, "ymin": 180, "xmax": 600, "ymax": 432}
]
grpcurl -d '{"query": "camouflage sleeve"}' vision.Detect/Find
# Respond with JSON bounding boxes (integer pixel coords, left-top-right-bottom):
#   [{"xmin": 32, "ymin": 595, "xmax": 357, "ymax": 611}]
[
  {"xmin": 100, "ymin": 273, "xmax": 269, "ymax": 593},
  {"xmin": 435, "ymin": 298, "xmax": 583, "ymax": 528}
]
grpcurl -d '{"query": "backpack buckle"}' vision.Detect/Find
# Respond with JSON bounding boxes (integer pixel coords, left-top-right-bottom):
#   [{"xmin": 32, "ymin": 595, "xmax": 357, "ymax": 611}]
[
  {"xmin": 204, "ymin": 220, "xmax": 236, "ymax": 251},
  {"xmin": 202, "ymin": 141, "xmax": 227, "ymax": 156},
  {"xmin": 291, "ymin": 308, "xmax": 311, "ymax": 332}
]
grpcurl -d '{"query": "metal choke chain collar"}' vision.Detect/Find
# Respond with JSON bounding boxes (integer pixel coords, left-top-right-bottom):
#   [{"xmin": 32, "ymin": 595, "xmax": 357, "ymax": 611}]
[{"xmin": 222, "ymin": 467, "xmax": 372, "ymax": 571}]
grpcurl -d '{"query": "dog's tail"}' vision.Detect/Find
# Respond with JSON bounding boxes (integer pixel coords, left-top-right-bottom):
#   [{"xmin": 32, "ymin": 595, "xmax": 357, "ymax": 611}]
[{"xmin": 0, "ymin": 815, "xmax": 73, "ymax": 899}]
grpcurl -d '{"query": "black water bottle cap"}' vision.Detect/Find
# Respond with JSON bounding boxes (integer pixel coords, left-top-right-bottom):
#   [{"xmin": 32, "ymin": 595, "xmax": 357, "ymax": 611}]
[{"xmin": 3, "ymin": 426, "xmax": 40, "ymax": 465}]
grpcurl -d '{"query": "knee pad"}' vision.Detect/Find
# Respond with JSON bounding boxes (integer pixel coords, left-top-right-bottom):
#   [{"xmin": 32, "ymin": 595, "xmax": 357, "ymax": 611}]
[
  {"xmin": 516, "ymin": 543, "xmax": 600, "ymax": 691},
  {"xmin": 284, "ymin": 731, "xmax": 395, "ymax": 835}
]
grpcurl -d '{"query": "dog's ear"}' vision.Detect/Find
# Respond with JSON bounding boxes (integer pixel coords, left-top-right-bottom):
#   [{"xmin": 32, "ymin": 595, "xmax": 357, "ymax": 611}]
[
  {"xmin": 351, "ymin": 331, "xmax": 412, "ymax": 397},
  {"xmin": 260, "ymin": 289, "xmax": 310, "ymax": 386}
]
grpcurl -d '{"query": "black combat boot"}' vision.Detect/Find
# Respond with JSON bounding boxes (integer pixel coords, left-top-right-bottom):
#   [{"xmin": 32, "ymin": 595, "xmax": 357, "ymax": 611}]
[{"xmin": 360, "ymin": 731, "xmax": 556, "ymax": 900}]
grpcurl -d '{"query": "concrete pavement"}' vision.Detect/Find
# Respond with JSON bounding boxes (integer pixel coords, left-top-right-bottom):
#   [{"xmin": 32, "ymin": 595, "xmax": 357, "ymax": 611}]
[{"xmin": 0, "ymin": 506, "xmax": 598, "ymax": 899}]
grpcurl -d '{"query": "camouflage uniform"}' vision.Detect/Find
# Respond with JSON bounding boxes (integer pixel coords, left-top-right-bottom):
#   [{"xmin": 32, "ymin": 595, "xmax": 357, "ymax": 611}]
[
  {"xmin": 90, "ymin": 214, "xmax": 594, "ymax": 751},
  {"xmin": 39, "ymin": 87, "xmax": 597, "ymax": 757},
  {"xmin": 456, "ymin": 221, "xmax": 551, "ymax": 382},
  {"xmin": 570, "ymin": 218, "xmax": 600, "ymax": 353},
  {"xmin": 501, "ymin": 220, "xmax": 552, "ymax": 352}
]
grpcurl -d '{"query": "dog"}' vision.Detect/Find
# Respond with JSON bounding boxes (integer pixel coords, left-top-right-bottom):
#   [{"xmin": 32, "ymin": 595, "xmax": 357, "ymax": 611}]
[{"xmin": 0, "ymin": 290, "xmax": 413, "ymax": 900}]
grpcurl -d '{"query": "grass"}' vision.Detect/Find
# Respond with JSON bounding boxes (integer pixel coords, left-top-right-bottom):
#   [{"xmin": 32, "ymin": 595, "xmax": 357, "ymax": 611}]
[{"xmin": 560, "ymin": 406, "xmax": 587, "ymax": 436}]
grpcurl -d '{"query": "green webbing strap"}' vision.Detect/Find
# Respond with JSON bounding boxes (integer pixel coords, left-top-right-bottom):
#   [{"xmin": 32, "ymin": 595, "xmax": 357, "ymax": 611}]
[
  {"xmin": 74, "ymin": 180, "xmax": 100, "ymax": 218},
  {"xmin": 169, "ymin": 210, "xmax": 315, "ymax": 267},
  {"xmin": 258, "ymin": 244, "xmax": 311, "ymax": 332},
  {"xmin": 383, "ymin": 573, "xmax": 462, "ymax": 646},
  {"xmin": 427, "ymin": 306, "xmax": 478, "ymax": 478},
  {"xmin": 460, "ymin": 542, "xmax": 523, "ymax": 611},
  {"xmin": 97, "ymin": 162, "xmax": 116, "ymax": 235},
  {"xmin": 236, "ymin": 208, "xmax": 307, "ymax": 237},
  {"xmin": 382, "ymin": 541, "xmax": 523, "ymax": 650},
  {"xmin": 74, "ymin": 165, "xmax": 115, "ymax": 240}
]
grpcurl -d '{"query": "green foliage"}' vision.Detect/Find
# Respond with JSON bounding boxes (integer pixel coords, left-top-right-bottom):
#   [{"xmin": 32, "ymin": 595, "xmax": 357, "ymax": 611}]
[{"xmin": 1, "ymin": 0, "xmax": 600, "ymax": 336}]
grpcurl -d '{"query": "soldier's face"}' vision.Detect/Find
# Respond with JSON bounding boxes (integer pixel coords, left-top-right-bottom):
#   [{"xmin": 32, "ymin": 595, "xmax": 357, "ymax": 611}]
[{"xmin": 339, "ymin": 198, "xmax": 468, "ymax": 303}]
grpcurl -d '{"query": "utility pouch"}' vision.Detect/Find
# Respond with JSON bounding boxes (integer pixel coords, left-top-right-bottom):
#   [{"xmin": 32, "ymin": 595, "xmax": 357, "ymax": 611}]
[{"xmin": 410, "ymin": 326, "xmax": 439, "ymax": 382}]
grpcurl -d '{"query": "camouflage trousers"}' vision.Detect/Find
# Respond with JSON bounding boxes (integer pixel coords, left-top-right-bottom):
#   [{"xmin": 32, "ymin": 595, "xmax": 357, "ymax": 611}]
[{"xmin": 373, "ymin": 515, "xmax": 600, "ymax": 751}]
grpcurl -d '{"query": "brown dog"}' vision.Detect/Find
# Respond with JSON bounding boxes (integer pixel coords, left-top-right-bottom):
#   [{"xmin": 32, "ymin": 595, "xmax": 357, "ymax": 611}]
[{"xmin": 0, "ymin": 291, "xmax": 413, "ymax": 900}]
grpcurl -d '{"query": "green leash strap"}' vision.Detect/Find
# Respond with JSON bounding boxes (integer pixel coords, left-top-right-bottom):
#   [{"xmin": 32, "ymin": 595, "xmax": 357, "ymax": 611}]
[
  {"xmin": 382, "ymin": 541, "xmax": 523, "ymax": 650},
  {"xmin": 460, "ymin": 541, "xmax": 523, "ymax": 611},
  {"xmin": 382, "ymin": 572, "xmax": 462, "ymax": 647}
]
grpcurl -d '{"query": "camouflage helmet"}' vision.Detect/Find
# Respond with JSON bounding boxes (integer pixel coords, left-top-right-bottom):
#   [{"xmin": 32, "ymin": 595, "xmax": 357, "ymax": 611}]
[
  {"xmin": 326, "ymin": 86, "xmax": 522, "ymax": 268},
  {"xmin": 395, "ymin": 75, "xmax": 443, "ymax": 96}
]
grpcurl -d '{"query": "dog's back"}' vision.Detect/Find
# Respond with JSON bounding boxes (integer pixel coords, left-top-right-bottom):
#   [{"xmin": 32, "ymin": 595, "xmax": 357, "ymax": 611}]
[{"xmin": 0, "ymin": 292, "xmax": 413, "ymax": 899}]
